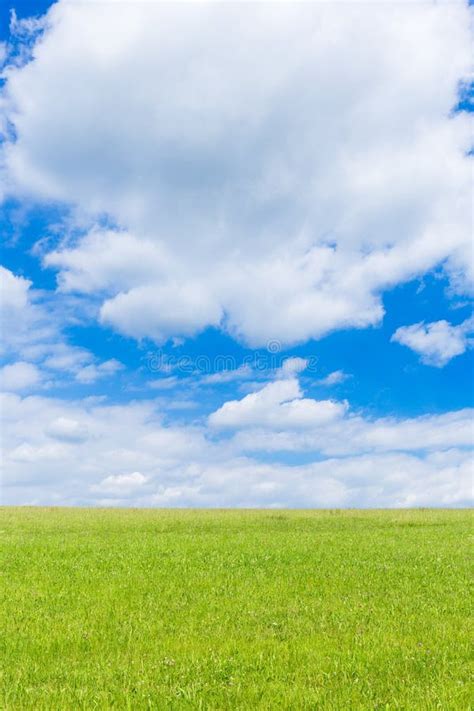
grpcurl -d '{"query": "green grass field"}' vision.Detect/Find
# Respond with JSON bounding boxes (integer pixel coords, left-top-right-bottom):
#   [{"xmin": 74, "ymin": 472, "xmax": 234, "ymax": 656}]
[{"xmin": 0, "ymin": 508, "xmax": 472, "ymax": 710}]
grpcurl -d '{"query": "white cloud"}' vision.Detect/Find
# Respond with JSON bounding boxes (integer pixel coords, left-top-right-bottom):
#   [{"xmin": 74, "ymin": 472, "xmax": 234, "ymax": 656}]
[
  {"xmin": 209, "ymin": 375, "xmax": 347, "ymax": 429},
  {"xmin": 1, "ymin": 390, "xmax": 472, "ymax": 508},
  {"xmin": 277, "ymin": 357, "xmax": 308, "ymax": 378},
  {"xmin": 0, "ymin": 265, "xmax": 123, "ymax": 387},
  {"xmin": 100, "ymin": 281, "xmax": 223, "ymax": 343},
  {"xmin": 315, "ymin": 370, "xmax": 350, "ymax": 387},
  {"xmin": 91, "ymin": 472, "xmax": 148, "ymax": 496},
  {"xmin": 0, "ymin": 361, "xmax": 41, "ymax": 391},
  {"xmin": 46, "ymin": 416, "xmax": 89, "ymax": 443},
  {"xmin": 392, "ymin": 316, "xmax": 473, "ymax": 367},
  {"xmin": 0, "ymin": 266, "xmax": 55, "ymax": 358},
  {"xmin": 148, "ymin": 376, "xmax": 179, "ymax": 390},
  {"xmin": 209, "ymin": 369, "xmax": 473, "ymax": 456},
  {"xmin": 233, "ymin": 408, "xmax": 474, "ymax": 457},
  {"xmin": 200, "ymin": 364, "xmax": 253, "ymax": 385},
  {"xmin": 75, "ymin": 358, "xmax": 123, "ymax": 384},
  {"xmin": 44, "ymin": 229, "xmax": 171, "ymax": 294},
  {"xmin": 1, "ymin": 1, "xmax": 471, "ymax": 345},
  {"xmin": 41, "ymin": 343, "xmax": 93, "ymax": 372},
  {"xmin": 0, "ymin": 265, "xmax": 30, "ymax": 312}
]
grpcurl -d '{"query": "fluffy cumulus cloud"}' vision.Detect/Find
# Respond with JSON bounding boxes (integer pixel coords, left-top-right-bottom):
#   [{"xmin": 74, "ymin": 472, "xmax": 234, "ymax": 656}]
[
  {"xmin": 392, "ymin": 317, "xmax": 474, "ymax": 367},
  {"xmin": 209, "ymin": 369, "xmax": 346, "ymax": 429},
  {"xmin": 0, "ymin": 361, "xmax": 41, "ymax": 391},
  {"xmin": 2, "ymin": 366, "xmax": 472, "ymax": 507},
  {"xmin": 209, "ymin": 362, "xmax": 473, "ymax": 457},
  {"xmin": 1, "ymin": 264, "xmax": 30, "ymax": 312},
  {"xmin": 0, "ymin": 0, "xmax": 472, "ymax": 346}
]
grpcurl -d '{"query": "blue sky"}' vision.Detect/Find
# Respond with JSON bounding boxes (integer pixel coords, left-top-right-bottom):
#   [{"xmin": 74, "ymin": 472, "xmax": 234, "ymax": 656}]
[{"xmin": 1, "ymin": 0, "xmax": 473, "ymax": 507}]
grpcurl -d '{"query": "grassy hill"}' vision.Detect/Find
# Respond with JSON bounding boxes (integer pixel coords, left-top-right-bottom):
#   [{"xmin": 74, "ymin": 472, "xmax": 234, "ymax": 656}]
[{"xmin": 1, "ymin": 508, "xmax": 471, "ymax": 709}]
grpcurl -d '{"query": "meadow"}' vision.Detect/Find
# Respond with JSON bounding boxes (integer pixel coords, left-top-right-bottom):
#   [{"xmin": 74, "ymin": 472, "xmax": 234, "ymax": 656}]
[{"xmin": 0, "ymin": 508, "xmax": 471, "ymax": 710}]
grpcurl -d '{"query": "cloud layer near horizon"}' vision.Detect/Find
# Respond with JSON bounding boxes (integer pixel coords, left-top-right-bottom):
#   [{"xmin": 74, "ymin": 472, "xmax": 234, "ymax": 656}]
[{"xmin": 2, "ymin": 369, "xmax": 472, "ymax": 507}]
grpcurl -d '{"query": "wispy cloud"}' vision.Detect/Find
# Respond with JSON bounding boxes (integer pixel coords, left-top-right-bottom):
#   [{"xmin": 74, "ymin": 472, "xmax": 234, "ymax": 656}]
[
  {"xmin": 1, "ymin": 265, "xmax": 123, "ymax": 386},
  {"xmin": 314, "ymin": 370, "xmax": 350, "ymax": 387}
]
